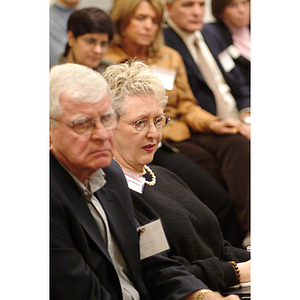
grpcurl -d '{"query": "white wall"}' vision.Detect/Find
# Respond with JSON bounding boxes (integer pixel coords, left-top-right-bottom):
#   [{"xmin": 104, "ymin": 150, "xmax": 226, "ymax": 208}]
[{"xmin": 50, "ymin": 0, "xmax": 215, "ymax": 23}]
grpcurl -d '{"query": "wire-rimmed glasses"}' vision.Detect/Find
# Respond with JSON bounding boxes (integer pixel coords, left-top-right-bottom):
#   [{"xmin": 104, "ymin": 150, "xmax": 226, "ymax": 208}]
[{"xmin": 50, "ymin": 113, "xmax": 119, "ymax": 135}]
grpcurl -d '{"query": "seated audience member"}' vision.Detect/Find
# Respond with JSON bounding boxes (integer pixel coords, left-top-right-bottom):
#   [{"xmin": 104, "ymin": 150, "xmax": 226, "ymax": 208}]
[
  {"xmin": 50, "ymin": 0, "xmax": 81, "ymax": 68},
  {"xmin": 103, "ymin": 60, "xmax": 251, "ymax": 292},
  {"xmin": 56, "ymin": 7, "xmax": 115, "ymax": 73},
  {"xmin": 164, "ymin": 0, "xmax": 250, "ymax": 122},
  {"xmin": 105, "ymin": 0, "xmax": 251, "ymax": 245},
  {"xmin": 50, "ymin": 63, "xmax": 241, "ymax": 300},
  {"xmin": 57, "ymin": 3, "xmax": 245, "ymax": 247},
  {"xmin": 202, "ymin": 0, "xmax": 250, "ymax": 85}
]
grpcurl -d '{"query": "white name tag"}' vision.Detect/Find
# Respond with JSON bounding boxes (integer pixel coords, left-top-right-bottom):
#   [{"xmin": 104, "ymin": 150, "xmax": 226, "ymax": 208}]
[
  {"xmin": 137, "ymin": 219, "xmax": 170, "ymax": 260},
  {"xmin": 151, "ymin": 65, "xmax": 176, "ymax": 90},
  {"xmin": 227, "ymin": 44, "xmax": 241, "ymax": 59},
  {"xmin": 218, "ymin": 49, "xmax": 236, "ymax": 73},
  {"xmin": 122, "ymin": 168, "xmax": 145, "ymax": 194}
]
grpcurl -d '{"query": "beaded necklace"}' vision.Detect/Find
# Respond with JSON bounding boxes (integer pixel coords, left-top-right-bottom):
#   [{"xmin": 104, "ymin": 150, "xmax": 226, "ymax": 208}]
[{"xmin": 144, "ymin": 165, "xmax": 156, "ymax": 186}]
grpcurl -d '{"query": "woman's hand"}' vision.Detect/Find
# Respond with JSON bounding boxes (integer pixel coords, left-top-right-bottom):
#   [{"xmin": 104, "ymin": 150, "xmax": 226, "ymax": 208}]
[
  {"xmin": 203, "ymin": 292, "xmax": 240, "ymax": 300},
  {"xmin": 237, "ymin": 260, "xmax": 251, "ymax": 283},
  {"xmin": 184, "ymin": 290, "xmax": 240, "ymax": 300}
]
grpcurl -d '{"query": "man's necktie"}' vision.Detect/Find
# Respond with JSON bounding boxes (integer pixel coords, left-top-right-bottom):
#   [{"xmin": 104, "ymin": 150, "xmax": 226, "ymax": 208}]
[{"xmin": 194, "ymin": 37, "xmax": 231, "ymax": 119}]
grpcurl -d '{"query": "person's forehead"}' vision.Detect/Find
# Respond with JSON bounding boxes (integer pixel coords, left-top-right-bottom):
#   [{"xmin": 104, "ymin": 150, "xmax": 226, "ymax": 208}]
[
  {"xmin": 60, "ymin": 0, "xmax": 80, "ymax": 5},
  {"xmin": 134, "ymin": 1, "xmax": 157, "ymax": 14},
  {"xmin": 123, "ymin": 94, "xmax": 162, "ymax": 114},
  {"xmin": 173, "ymin": 0, "xmax": 206, "ymax": 5},
  {"xmin": 60, "ymin": 91, "xmax": 112, "ymax": 116},
  {"xmin": 79, "ymin": 32, "xmax": 109, "ymax": 40}
]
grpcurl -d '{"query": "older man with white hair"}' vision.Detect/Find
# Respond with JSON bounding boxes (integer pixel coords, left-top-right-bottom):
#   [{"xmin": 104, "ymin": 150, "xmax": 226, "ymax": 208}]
[{"xmin": 50, "ymin": 63, "xmax": 239, "ymax": 300}]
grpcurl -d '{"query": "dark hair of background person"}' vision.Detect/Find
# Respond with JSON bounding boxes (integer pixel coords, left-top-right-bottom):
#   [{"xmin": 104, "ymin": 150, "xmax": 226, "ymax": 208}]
[
  {"xmin": 63, "ymin": 7, "xmax": 115, "ymax": 56},
  {"xmin": 211, "ymin": 0, "xmax": 250, "ymax": 21}
]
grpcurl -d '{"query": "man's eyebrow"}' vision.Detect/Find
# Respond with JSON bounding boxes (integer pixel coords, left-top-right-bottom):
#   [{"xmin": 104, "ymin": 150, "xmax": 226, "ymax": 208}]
[
  {"xmin": 72, "ymin": 115, "xmax": 93, "ymax": 123},
  {"xmin": 71, "ymin": 109, "xmax": 116, "ymax": 123},
  {"xmin": 103, "ymin": 109, "xmax": 116, "ymax": 116}
]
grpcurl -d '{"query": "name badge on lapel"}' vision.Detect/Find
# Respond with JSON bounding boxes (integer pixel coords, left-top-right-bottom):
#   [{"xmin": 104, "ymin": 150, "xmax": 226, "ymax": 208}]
[
  {"xmin": 227, "ymin": 44, "xmax": 241, "ymax": 59},
  {"xmin": 151, "ymin": 65, "xmax": 176, "ymax": 90},
  {"xmin": 122, "ymin": 167, "xmax": 145, "ymax": 194},
  {"xmin": 218, "ymin": 49, "xmax": 236, "ymax": 72},
  {"xmin": 137, "ymin": 219, "xmax": 170, "ymax": 260}
]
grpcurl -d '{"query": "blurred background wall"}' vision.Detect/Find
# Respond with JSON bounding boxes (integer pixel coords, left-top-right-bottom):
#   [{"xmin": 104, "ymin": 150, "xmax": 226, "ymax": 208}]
[{"xmin": 49, "ymin": 0, "xmax": 215, "ymax": 23}]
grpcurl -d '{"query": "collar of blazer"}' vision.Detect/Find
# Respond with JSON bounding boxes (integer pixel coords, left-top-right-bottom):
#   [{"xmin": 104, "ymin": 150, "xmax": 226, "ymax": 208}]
[{"xmin": 50, "ymin": 153, "xmax": 141, "ymax": 269}]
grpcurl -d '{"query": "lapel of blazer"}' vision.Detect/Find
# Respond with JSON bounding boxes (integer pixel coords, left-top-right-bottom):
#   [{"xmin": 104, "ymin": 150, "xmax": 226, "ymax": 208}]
[
  {"xmin": 50, "ymin": 153, "xmax": 112, "ymax": 263},
  {"xmin": 95, "ymin": 163, "xmax": 142, "ymax": 280},
  {"xmin": 165, "ymin": 26, "xmax": 206, "ymax": 83},
  {"xmin": 201, "ymin": 30, "xmax": 228, "ymax": 75},
  {"xmin": 51, "ymin": 153, "xmax": 142, "ymax": 282}
]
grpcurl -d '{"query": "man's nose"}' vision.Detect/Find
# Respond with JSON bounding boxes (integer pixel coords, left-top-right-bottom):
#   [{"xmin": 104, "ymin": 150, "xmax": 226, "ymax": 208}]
[
  {"xmin": 193, "ymin": 4, "xmax": 204, "ymax": 16},
  {"xmin": 91, "ymin": 120, "xmax": 110, "ymax": 140}
]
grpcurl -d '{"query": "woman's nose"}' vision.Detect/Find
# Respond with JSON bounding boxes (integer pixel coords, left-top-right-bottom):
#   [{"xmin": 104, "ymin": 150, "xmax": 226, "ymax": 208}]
[
  {"xmin": 92, "ymin": 43, "xmax": 104, "ymax": 54},
  {"xmin": 146, "ymin": 121, "xmax": 159, "ymax": 138}
]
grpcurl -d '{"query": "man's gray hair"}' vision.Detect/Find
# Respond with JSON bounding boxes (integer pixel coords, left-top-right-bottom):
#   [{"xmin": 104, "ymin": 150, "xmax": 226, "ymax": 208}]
[
  {"xmin": 50, "ymin": 63, "xmax": 111, "ymax": 129},
  {"xmin": 102, "ymin": 61, "xmax": 168, "ymax": 116}
]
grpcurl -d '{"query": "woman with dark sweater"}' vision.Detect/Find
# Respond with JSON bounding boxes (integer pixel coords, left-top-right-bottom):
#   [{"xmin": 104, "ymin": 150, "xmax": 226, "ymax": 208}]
[
  {"xmin": 102, "ymin": 61, "xmax": 250, "ymax": 293},
  {"xmin": 203, "ymin": 0, "xmax": 250, "ymax": 86}
]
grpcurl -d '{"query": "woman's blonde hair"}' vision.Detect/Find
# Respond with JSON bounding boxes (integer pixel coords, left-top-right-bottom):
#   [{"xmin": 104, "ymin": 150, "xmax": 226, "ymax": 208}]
[
  {"xmin": 111, "ymin": 0, "xmax": 165, "ymax": 53},
  {"xmin": 102, "ymin": 61, "xmax": 168, "ymax": 116}
]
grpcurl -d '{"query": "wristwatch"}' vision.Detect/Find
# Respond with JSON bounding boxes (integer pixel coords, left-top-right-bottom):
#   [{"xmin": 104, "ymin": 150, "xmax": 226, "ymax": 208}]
[{"xmin": 195, "ymin": 289, "xmax": 213, "ymax": 300}]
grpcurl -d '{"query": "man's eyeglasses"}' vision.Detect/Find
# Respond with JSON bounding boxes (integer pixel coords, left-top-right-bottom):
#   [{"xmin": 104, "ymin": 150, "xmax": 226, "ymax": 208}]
[
  {"xmin": 50, "ymin": 113, "xmax": 119, "ymax": 135},
  {"xmin": 129, "ymin": 115, "xmax": 170, "ymax": 132}
]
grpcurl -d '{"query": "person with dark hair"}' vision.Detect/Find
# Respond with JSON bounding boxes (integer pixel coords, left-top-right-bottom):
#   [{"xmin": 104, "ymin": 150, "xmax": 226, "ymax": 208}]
[
  {"xmin": 202, "ymin": 0, "xmax": 250, "ymax": 85},
  {"xmin": 56, "ymin": 7, "xmax": 115, "ymax": 73},
  {"xmin": 50, "ymin": 0, "xmax": 81, "ymax": 68}
]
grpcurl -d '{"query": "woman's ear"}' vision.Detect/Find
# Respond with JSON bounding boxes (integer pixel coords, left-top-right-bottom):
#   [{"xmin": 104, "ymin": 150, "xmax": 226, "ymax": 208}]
[{"xmin": 67, "ymin": 30, "xmax": 76, "ymax": 47}]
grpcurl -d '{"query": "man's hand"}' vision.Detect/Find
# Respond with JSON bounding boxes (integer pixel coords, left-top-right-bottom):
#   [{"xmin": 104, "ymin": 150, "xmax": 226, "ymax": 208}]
[{"xmin": 208, "ymin": 118, "xmax": 250, "ymax": 140}]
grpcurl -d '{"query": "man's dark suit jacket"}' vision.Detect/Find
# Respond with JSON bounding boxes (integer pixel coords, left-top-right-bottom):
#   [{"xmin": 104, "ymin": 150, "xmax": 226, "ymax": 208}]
[
  {"xmin": 163, "ymin": 25, "xmax": 250, "ymax": 116},
  {"xmin": 202, "ymin": 21, "xmax": 250, "ymax": 86},
  {"xmin": 50, "ymin": 152, "xmax": 206, "ymax": 300}
]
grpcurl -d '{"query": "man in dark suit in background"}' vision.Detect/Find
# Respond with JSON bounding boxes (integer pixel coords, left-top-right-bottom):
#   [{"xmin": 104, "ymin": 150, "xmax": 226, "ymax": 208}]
[
  {"xmin": 50, "ymin": 63, "xmax": 238, "ymax": 300},
  {"xmin": 164, "ymin": 0, "xmax": 251, "ymax": 126},
  {"xmin": 163, "ymin": 0, "xmax": 251, "ymax": 247}
]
